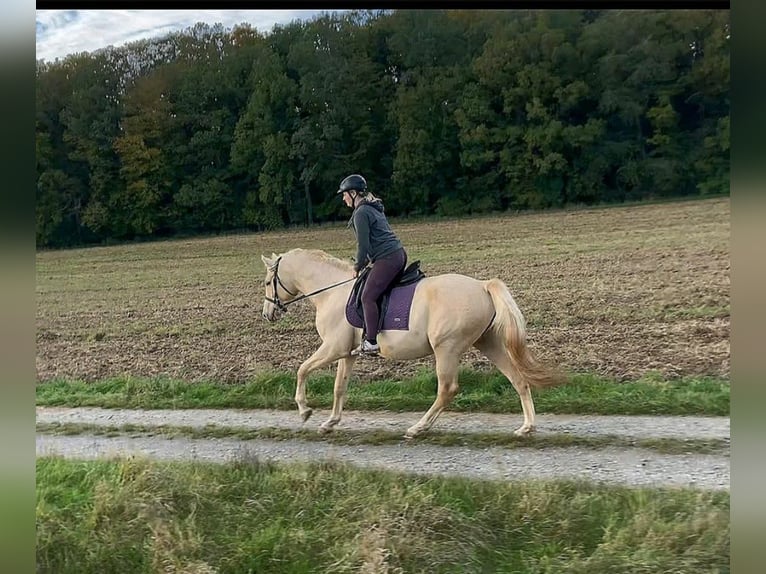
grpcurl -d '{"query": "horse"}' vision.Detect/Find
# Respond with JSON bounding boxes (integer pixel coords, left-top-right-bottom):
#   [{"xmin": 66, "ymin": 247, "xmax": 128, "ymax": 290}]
[{"xmin": 260, "ymin": 248, "xmax": 563, "ymax": 438}]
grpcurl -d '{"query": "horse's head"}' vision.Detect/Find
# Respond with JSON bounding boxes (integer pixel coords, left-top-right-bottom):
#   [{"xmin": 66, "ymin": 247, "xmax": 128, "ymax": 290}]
[{"xmin": 260, "ymin": 252, "xmax": 298, "ymax": 322}]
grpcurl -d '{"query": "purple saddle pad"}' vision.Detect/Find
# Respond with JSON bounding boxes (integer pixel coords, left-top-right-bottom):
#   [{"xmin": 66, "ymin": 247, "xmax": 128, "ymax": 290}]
[{"xmin": 345, "ymin": 281, "xmax": 420, "ymax": 331}]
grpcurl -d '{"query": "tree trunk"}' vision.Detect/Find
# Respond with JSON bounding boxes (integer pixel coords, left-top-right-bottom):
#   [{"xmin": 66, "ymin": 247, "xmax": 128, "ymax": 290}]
[{"xmin": 304, "ymin": 179, "xmax": 313, "ymax": 226}]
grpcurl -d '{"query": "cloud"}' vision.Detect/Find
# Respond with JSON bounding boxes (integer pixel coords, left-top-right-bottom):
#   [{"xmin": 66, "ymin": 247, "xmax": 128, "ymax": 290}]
[{"xmin": 35, "ymin": 9, "xmax": 332, "ymax": 62}]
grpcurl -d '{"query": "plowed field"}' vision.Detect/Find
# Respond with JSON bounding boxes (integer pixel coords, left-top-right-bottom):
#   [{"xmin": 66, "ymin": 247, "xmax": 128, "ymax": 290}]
[{"xmin": 36, "ymin": 198, "xmax": 730, "ymax": 384}]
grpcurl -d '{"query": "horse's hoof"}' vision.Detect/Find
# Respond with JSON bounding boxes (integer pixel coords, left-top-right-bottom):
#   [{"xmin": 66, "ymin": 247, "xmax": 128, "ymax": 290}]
[
  {"xmin": 301, "ymin": 408, "xmax": 313, "ymax": 423},
  {"xmin": 404, "ymin": 428, "xmax": 420, "ymax": 439},
  {"xmin": 318, "ymin": 425, "xmax": 333, "ymax": 435},
  {"xmin": 514, "ymin": 426, "xmax": 533, "ymax": 437}
]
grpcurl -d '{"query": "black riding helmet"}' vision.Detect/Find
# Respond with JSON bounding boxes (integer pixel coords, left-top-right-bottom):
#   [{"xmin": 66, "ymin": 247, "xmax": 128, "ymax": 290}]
[{"xmin": 336, "ymin": 174, "xmax": 367, "ymax": 195}]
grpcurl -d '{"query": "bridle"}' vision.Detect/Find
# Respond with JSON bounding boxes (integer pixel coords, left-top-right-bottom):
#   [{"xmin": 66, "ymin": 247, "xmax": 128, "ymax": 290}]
[{"xmin": 264, "ymin": 257, "xmax": 356, "ymax": 313}]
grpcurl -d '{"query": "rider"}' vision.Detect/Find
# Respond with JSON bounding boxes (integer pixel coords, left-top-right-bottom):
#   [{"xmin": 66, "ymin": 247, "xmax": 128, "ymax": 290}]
[{"xmin": 337, "ymin": 174, "xmax": 407, "ymax": 356}]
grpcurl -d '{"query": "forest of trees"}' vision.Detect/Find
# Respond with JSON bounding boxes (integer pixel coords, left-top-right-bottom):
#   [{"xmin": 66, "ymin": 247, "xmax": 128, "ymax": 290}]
[{"xmin": 36, "ymin": 9, "xmax": 729, "ymax": 248}]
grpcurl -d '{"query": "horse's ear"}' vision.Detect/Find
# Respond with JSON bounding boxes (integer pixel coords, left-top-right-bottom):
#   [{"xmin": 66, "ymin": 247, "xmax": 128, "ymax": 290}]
[
  {"xmin": 261, "ymin": 254, "xmax": 273, "ymax": 268},
  {"xmin": 271, "ymin": 252, "xmax": 278, "ymax": 260}
]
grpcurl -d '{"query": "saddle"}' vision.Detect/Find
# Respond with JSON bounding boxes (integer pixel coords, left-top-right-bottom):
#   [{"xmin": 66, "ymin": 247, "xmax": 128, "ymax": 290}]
[{"xmin": 347, "ymin": 260, "xmax": 426, "ymax": 333}]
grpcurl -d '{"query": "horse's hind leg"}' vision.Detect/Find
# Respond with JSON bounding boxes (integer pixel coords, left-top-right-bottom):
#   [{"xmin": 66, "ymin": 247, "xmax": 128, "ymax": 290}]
[
  {"xmin": 319, "ymin": 356, "xmax": 357, "ymax": 434},
  {"xmin": 405, "ymin": 347, "xmax": 461, "ymax": 439},
  {"xmin": 474, "ymin": 334, "xmax": 536, "ymax": 436}
]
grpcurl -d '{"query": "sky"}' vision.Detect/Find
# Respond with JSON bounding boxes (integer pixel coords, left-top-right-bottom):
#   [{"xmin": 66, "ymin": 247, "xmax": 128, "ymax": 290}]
[{"xmin": 35, "ymin": 9, "xmax": 335, "ymax": 63}]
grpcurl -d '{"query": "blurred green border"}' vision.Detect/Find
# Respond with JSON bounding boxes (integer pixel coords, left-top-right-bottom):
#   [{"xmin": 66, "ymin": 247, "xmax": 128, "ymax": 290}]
[
  {"xmin": 730, "ymin": 1, "xmax": 766, "ymax": 572},
  {"xmin": 1, "ymin": 3, "xmax": 35, "ymax": 573}
]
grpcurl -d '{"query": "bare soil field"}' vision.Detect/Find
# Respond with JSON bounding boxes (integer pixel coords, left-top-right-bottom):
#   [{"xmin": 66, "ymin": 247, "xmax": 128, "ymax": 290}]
[{"xmin": 36, "ymin": 197, "xmax": 730, "ymax": 384}]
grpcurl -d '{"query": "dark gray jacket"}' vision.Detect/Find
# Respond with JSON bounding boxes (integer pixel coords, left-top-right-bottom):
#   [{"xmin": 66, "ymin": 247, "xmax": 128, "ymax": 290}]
[{"xmin": 349, "ymin": 199, "xmax": 403, "ymax": 272}]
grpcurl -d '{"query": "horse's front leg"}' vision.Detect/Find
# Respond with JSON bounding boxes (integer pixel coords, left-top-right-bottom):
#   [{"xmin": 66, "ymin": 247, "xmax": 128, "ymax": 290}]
[
  {"xmin": 319, "ymin": 356, "xmax": 357, "ymax": 434},
  {"xmin": 295, "ymin": 343, "xmax": 340, "ymax": 422}
]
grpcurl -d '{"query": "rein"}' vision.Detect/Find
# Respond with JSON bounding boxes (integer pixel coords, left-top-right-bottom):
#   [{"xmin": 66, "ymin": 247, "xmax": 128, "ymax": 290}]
[{"xmin": 265, "ymin": 257, "xmax": 355, "ymax": 312}]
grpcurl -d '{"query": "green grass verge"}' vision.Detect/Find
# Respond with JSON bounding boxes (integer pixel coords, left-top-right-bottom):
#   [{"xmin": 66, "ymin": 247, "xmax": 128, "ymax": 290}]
[
  {"xmin": 36, "ymin": 369, "xmax": 730, "ymax": 416},
  {"xmin": 36, "ymin": 422, "xmax": 730, "ymax": 456},
  {"xmin": 37, "ymin": 456, "xmax": 729, "ymax": 574}
]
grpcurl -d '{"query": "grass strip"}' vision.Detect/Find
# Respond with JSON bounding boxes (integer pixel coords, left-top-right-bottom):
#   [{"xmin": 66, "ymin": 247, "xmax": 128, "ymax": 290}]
[
  {"xmin": 37, "ymin": 456, "xmax": 730, "ymax": 574},
  {"xmin": 37, "ymin": 369, "xmax": 730, "ymax": 416},
  {"xmin": 36, "ymin": 421, "xmax": 730, "ymax": 456}
]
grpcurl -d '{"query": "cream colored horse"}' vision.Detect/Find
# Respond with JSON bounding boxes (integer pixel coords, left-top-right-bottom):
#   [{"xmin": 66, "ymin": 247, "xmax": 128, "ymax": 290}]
[{"xmin": 261, "ymin": 248, "xmax": 562, "ymax": 438}]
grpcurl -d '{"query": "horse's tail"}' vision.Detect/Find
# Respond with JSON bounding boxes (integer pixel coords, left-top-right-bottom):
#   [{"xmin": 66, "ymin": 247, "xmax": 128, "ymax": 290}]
[{"xmin": 483, "ymin": 279, "xmax": 565, "ymax": 389}]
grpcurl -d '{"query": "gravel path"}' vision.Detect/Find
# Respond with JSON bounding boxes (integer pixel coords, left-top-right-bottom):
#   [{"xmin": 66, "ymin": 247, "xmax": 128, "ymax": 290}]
[{"xmin": 36, "ymin": 407, "xmax": 730, "ymax": 491}]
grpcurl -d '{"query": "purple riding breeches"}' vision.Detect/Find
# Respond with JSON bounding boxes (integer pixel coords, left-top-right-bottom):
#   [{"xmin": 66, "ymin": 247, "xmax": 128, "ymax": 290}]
[{"xmin": 361, "ymin": 248, "xmax": 407, "ymax": 341}]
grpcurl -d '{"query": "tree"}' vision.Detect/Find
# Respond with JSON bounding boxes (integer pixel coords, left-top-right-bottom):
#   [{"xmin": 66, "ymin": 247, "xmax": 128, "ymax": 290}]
[
  {"xmin": 111, "ymin": 68, "xmax": 176, "ymax": 236},
  {"xmin": 385, "ymin": 10, "xmax": 477, "ymax": 215},
  {"xmin": 36, "ymin": 60, "xmax": 79, "ymax": 246},
  {"xmin": 231, "ymin": 43, "xmax": 300, "ymax": 228},
  {"xmin": 58, "ymin": 52, "xmax": 123, "ymax": 241}
]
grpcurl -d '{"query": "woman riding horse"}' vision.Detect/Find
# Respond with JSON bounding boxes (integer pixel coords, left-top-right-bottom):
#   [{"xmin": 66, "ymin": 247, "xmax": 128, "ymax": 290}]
[
  {"xmin": 261, "ymin": 248, "xmax": 563, "ymax": 438},
  {"xmin": 337, "ymin": 174, "xmax": 408, "ymax": 357}
]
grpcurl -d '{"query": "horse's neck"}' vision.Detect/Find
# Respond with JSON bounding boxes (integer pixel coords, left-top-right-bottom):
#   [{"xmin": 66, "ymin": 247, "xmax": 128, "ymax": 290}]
[{"xmin": 288, "ymin": 253, "xmax": 351, "ymax": 296}]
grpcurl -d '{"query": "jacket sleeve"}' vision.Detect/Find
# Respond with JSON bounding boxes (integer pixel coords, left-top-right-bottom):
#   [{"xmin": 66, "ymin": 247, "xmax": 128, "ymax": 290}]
[{"xmin": 353, "ymin": 208, "xmax": 371, "ymax": 272}]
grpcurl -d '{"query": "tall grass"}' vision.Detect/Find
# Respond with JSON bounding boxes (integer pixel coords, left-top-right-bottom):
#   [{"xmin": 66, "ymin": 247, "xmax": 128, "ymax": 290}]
[
  {"xmin": 37, "ymin": 457, "xmax": 729, "ymax": 574},
  {"xmin": 36, "ymin": 370, "xmax": 730, "ymax": 416}
]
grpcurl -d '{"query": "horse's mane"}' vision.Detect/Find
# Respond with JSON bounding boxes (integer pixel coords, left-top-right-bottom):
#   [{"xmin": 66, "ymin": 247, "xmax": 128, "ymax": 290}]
[{"xmin": 288, "ymin": 248, "xmax": 354, "ymax": 273}]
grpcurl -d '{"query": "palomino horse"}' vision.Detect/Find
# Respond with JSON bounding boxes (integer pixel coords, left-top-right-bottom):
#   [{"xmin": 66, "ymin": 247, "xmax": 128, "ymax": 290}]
[{"xmin": 261, "ymin": 248, "xmax": 562, "ymax": 438}]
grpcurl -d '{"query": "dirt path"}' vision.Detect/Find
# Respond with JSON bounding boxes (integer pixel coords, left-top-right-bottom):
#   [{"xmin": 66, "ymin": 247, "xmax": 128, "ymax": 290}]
[{"xmin": 36, "ymin": 407, "xmax": 730, "ymax": 491}]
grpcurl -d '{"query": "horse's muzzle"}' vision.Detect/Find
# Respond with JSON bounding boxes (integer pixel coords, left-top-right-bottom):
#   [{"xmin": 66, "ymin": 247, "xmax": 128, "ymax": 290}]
[{"xmin": 262, "ymin": 308, "xmax": 284, "ymax": 322}]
